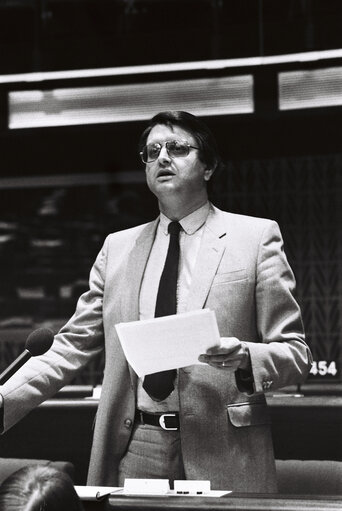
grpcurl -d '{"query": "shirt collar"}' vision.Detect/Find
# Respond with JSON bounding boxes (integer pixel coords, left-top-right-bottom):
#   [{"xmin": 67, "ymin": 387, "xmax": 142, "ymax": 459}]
[{"xmin": 159, "ymin": 202, "xmax": 210, "ymax": 235}]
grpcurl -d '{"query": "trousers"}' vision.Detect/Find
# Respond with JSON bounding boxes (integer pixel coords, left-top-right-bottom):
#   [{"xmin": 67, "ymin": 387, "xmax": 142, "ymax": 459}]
[{"xmin": 118, "ymin": 423, "xmax": 185, "ymax": 486}]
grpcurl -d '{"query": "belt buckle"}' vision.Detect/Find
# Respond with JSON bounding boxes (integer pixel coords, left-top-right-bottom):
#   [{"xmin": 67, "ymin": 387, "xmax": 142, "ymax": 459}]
[{"xmin": 158, "ymin": 413, "xmax": 178, "ymax": 431}]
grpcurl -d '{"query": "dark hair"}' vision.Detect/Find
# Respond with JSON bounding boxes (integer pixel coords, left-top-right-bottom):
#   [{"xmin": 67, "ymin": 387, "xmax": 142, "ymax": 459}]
[
  {"xmin": 0, "ymin": 465, "xmax": 84, "ymax": 511},
  {"xmin": 139, "ymin": 111, "xmax": 221, "ymax": 172}
]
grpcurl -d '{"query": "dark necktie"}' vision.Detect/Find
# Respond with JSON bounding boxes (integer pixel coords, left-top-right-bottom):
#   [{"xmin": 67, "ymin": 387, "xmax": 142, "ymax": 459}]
[{"xmin": 143, "ymin": 221, "xmax": 181, "ymax": 401}]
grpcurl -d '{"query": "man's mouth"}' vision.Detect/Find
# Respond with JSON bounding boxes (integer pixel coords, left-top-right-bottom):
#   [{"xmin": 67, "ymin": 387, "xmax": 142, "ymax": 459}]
[{"xmin": 157, "ymin": 170, "xmax": 175, "ymax": 178}]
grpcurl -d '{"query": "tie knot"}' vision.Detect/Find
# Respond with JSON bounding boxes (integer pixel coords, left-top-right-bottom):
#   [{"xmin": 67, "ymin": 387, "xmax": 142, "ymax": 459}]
[{"xmin": 168, "ymin": 221, "xmax": 181, "ymax": 236}]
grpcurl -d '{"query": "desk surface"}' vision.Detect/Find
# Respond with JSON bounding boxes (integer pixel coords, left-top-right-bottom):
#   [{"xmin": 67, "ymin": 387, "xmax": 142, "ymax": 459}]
[{"xmin": 81, "ymin": 493, "xmax": 342, "ymax": 511}]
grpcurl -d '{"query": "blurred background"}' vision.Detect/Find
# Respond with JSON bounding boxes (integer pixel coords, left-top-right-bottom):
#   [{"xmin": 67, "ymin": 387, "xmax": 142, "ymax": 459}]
[{"xmin": 0, "ymin": 0, "xmax": 341, "ymax": 388}]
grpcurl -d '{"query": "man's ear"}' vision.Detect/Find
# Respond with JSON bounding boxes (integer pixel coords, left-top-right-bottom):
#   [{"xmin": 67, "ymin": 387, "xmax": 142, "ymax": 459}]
[{"xmin": 204, "ymin": 168, "xmax": 214, "ymax": 181}]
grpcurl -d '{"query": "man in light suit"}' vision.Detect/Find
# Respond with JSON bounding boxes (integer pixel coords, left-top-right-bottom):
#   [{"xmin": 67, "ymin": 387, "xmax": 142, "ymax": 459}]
[{"xmin": 0, "ymin": 111, "xmax": 312, "ymax": 492}]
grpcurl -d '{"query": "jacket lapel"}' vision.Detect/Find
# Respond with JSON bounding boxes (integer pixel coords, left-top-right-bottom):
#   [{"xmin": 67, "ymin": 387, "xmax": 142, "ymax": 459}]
[
  {"xmin": 186, "ymin": 206, "xmax": 227, "ymax": 311},
  {"xmin": 120, "ymin": 219, "xmax": 159, "ymax": 323},
  {"xmin": 119, "ymin": 219, "xmax": 158, "ymax": 388}
]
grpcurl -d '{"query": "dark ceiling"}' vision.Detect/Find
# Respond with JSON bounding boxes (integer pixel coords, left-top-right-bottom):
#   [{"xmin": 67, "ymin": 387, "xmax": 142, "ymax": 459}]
[{"xmin": 1, "ymin": 0, "xmax": 342, "ymax": 74}]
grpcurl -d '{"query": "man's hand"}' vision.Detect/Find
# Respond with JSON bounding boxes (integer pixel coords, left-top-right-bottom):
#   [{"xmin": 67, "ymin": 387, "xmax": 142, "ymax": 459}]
[{"xmin": 198, "ymin": 337, "xmax": 251, "ymax": 371}]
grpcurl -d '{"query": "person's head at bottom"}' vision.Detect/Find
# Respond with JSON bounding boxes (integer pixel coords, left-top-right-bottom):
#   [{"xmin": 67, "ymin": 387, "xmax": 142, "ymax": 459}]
[{"xmin": 0, "ymin": 464, "xmax": 84, "ymax": 511}]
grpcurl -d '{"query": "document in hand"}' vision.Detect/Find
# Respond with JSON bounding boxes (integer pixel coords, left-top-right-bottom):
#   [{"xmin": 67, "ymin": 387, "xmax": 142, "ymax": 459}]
[{"xmin": 115, "ymin": 309, "xmax": 221, "ymax": 377}]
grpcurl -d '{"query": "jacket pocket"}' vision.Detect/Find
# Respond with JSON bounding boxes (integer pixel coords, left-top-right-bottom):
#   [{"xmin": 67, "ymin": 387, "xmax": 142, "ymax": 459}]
[
  {"xmin": 226, "ymin": 402, "xmax": 271, "ymax": 428},
  {"xmin": 212, "ymin": 269, "xmax": 248, "ymax": 285}
]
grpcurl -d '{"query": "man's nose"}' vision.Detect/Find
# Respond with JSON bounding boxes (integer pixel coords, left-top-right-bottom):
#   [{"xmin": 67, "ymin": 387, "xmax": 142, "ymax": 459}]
[{"xmin": 158, "ymin": 145, "xmax": 171, "ymax": 163}]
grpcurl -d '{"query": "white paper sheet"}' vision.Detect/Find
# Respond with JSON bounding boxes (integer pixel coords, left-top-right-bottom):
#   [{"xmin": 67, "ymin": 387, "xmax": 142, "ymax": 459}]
[
  {"xmin": 74, "ymin": 486, "xmax": 123, "ymax": 500},
  {"xmin": 115, "ymin": 309, "xmax": 221, "ymax": 377}
]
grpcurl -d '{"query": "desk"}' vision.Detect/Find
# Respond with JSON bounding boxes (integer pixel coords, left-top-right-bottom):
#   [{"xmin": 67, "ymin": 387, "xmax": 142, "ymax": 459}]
[
  {"xmin": 80, "ymin": 493, "xmax": 342, "ymax": 511},
  {"xmin": 268, "ymin": 395, "xmax": 342, "ymax": 461}
]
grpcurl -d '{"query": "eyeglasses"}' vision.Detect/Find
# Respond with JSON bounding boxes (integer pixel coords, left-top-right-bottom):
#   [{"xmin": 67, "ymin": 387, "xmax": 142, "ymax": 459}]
[{"xmin": 140, "ymin": 140, "xmax": 199, "ymax": 163}]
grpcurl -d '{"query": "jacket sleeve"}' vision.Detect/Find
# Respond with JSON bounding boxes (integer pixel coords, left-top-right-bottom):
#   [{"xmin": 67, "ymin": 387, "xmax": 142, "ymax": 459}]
[
  {"xmin": 0, "ymin": 237, "xmax": 109, "ymax": 433},
  {"xmin": 242, "ymin": 221, "xmax": 312, "ymax": 394}
]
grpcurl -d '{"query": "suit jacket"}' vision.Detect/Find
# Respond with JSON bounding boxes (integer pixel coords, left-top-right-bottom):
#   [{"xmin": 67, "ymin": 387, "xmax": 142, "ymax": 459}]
[{"xmin": 0, "ymin": 205, "xmax": 312, "ymax": 492}]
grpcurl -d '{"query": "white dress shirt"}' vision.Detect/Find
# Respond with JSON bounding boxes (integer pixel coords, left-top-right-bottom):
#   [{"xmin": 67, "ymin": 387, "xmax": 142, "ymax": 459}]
[{"xmin": 137, "ymin": 202, "xmax": 210, "ymax": 412}]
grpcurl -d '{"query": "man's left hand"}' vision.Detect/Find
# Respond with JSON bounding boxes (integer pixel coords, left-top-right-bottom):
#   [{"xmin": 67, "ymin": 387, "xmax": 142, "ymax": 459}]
[{"xmin": 198, "ymin": 337, "xmax": 251, "ymax": 371}]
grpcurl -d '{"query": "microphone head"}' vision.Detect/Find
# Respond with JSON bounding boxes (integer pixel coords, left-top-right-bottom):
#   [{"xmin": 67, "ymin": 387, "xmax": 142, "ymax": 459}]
[{"xmin": 25, "ymin": 328, "xmax": 54, "ymax": 356}]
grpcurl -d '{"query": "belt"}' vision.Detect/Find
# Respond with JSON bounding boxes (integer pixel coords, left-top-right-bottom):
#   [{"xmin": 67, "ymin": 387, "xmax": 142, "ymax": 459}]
[{"xmin": 135, "ymin": 410, "xmax": 180, "ymax": 431}]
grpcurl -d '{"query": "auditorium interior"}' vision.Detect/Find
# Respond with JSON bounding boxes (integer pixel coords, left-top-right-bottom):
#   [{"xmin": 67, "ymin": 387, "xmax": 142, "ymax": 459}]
[{"xmin": 0, "ymin": 1, "xmax": 341, "ymax": 509}]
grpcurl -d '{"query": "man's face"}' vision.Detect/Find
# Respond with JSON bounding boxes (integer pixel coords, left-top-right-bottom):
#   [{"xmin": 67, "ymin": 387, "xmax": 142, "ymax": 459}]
[{"xmin": 144, "ymin": 124, "xmax": 212, "ymax": 201}]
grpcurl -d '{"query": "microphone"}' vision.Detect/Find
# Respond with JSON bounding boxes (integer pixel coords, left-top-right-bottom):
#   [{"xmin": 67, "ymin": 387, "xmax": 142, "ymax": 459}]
[{"xmin": 0, "ymin": 328, "xmax": 54, "ymax": 385}]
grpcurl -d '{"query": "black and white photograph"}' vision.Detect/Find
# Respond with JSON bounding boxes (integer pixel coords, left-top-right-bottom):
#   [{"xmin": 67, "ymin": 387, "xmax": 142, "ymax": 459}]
[{"xmin": 0, "ymin": 1, "xmax": 341, "ymax": 510}]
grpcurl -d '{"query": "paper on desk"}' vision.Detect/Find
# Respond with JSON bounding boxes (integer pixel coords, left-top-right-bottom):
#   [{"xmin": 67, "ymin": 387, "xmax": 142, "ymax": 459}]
[
  {"xmin": 74, "ymin": 486, "xmax": 123, "ymax": 500},
  {"xmin": 115, "ymin": 309, "xmax": 221, "ymax": 378}
]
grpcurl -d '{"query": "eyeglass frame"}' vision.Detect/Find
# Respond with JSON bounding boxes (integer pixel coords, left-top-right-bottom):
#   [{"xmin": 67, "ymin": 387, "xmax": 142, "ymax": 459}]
[{"xmin": 140, "ymin": 139, "xmax": 199, "ymax": 164}]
